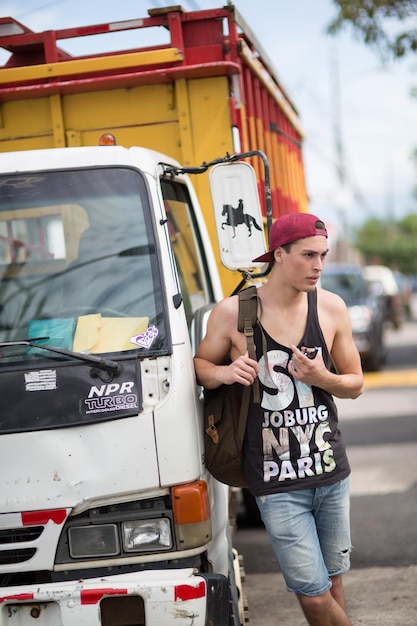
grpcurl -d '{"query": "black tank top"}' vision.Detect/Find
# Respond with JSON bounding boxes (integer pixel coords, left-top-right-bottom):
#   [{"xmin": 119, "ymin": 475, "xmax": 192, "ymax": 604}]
[{"xmin": 244, "ymin": 289, "xmax": 350, "ymax": 495}]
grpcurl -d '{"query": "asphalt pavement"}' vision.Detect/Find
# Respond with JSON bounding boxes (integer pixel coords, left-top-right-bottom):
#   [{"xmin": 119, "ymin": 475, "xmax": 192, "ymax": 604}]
[
  {"xmin": 241, "ymin": 564, "xmax": 417, "ymax": 626},
  {"xmin": 335, "ymin": 385, "xmax": 417, "ymax": 625}
]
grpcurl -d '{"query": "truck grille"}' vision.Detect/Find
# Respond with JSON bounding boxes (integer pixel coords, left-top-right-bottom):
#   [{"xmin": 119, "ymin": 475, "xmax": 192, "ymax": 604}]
[
  {"xmin": 0, "ymin": 526, "xmax": 43, "ymax": 565},
  {"xmin": 0, "ymin": 548, "xmax": 36, "ymax": 564},
  {"xmin": 0, "ymin": 526, "xmax": 43, "ymax": 544}
]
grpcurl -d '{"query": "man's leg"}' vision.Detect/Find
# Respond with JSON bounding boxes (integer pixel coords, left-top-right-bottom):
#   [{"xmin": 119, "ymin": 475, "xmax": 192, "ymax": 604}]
[
  {"xmin": 329, "ymin": 574, "xmax": 347, "ymax": 609},
  {"xmin": 256, "ymin": 483, "xmax": 352, "ymax": 624},
  {"xmin": 298, "ymin": 478, "xmax": 352, "ymax": 625},
  {"xmin": 297, "ymin": 579, "xmax": 352, "ymax": 626}
]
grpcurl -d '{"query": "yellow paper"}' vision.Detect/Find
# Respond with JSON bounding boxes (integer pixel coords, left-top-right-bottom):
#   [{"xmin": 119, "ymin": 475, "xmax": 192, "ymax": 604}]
[
  {"xmin": 73, "ymin": 314, "xmax": 102, "ymax": 352},
  {"xmin": 73, "ymin": 315, "xmax": 149, "ymax": 353}
]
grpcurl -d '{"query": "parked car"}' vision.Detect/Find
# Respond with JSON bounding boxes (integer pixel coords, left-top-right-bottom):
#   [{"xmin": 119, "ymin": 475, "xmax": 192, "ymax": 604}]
[
  {"xmin": 321, "ymin": 263, "xmax": 386, "ymax": 371},
  {"xmin": 363, "ymin": 265, "xmax": 403, "ymax": 329}
]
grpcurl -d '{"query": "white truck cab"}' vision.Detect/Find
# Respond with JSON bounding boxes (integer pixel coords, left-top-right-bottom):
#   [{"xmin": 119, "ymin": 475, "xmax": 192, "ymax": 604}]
[{"xmin": 0, "ymin": 145, "xmax": 266, "ymax": 625}]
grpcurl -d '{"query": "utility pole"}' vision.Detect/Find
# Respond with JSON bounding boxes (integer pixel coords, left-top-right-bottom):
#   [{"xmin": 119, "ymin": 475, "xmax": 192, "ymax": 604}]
[{"xmin": 331, "ymin": 46, "xmax": 350, "ymax": 262}]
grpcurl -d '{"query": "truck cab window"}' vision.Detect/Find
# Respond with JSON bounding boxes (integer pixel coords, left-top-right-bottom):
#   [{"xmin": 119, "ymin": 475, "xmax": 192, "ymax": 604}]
[{"xmin": 161, "ymin": 179, "xmax": 213, "ymax": 329}]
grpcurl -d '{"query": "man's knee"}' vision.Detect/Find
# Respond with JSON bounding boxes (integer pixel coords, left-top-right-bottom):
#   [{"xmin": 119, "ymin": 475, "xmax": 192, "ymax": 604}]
[
  {"xmin": 297, "ymin": 589, "xmax": 333, "ymax": 614},
  {"xmin": 297, "ymin": 586, "xmax": 351, "ymax": 625}
]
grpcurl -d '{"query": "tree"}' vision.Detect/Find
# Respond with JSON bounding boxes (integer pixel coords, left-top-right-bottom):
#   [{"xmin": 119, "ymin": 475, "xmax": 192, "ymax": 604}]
[
  {"xmin": 328, "ymin": 1, "xmax": 417, "ymax": 215},
  {"xmin": 327, "ymin": 0, "xmax": 417, "ymax": 59},
  {"xmin": 353, "ymin": 213, "xmax": 417, "ymax": 273}
]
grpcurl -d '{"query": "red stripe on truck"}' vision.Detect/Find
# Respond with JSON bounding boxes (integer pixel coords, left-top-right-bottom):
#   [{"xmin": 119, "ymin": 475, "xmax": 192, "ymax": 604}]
[
  {"xmin": 81, "ymin": 588, "xmax": 128, "ymax": 605},
  {"xmin": 21, "ymin": 509, "xmax": 67, "ymax": 525},
  {"xmin": 175, "ymin": 581, "xmax": 205, "ymax": 601}
]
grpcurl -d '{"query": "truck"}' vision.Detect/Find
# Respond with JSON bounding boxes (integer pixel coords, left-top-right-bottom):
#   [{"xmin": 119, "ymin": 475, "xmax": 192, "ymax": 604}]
[{"xmin": 0, "ymin": 5, "xmax": 307, "ymax": 625}]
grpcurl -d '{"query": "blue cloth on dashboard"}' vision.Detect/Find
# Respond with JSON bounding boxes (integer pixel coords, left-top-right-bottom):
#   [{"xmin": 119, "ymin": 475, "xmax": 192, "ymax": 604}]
[{"xmin": 27, "ymin": 318, "xmax": 77, "ymax": 356}]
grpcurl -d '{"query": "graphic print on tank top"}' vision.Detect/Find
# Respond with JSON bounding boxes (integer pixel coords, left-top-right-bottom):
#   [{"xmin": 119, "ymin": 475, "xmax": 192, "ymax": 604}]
[{"xmin": 244, "ymin": 290, "xmax": 350, "ymax": 496}]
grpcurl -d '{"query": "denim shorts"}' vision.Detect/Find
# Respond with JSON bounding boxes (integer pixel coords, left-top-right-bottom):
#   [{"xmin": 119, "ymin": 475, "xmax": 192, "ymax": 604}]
[{"xmin": 255, "ymin": 477, "xmax": 351, "ymax": 596}]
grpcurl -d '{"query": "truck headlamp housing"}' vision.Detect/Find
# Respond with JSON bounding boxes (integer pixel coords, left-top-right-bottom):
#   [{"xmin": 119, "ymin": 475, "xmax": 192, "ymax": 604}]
[
  {"xmin": 67, "ymin": 518, "xmax": 172, "ymax": 559},
  {"xmin": 122, "ymin": 518, "xmax": 172, "ymax": 552},
  {"xmin": 56, "ymin": 486, "xmax": 210, "ymax": 565},
  {"xmin": 68, "ymin": 524, "xmax": 119, "ymax": 558}
]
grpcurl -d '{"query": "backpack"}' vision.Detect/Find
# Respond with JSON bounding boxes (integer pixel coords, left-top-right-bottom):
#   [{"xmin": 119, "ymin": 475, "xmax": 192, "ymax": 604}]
[{"xmin": 203, "ymin": 285, "xmax": 260, "ymax": 488}]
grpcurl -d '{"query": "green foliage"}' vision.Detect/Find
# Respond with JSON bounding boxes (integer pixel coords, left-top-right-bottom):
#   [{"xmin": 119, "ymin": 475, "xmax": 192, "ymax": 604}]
[
  {"xmin": 353, "ymin": 214, "xmax": 417, "ymax": 273},
  {"xmin": 328, "ymin": 0, "xmax": 417, "ymax": 59},
  {"xmin": 327, "ymin": 1, "xmax": 417, "ymax": 215}
]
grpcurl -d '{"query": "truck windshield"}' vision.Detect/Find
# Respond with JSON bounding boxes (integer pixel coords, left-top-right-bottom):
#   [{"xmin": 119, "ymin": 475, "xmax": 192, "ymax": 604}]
[{"xmin": 0, "ymin": 167, "xmax": 169, "ymax": 366}]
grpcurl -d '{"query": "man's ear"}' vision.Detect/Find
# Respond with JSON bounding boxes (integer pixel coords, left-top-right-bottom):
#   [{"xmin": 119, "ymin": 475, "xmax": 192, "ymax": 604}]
[{"xmin": 274, "ymin": 247, "xmax": 284, "ymax": 263}]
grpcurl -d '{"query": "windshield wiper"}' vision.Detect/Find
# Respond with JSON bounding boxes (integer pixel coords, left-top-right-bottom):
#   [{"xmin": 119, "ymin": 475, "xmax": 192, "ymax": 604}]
[{"xmin": 0, "ymin": 337, "xmax": 120, "ymax": 373}]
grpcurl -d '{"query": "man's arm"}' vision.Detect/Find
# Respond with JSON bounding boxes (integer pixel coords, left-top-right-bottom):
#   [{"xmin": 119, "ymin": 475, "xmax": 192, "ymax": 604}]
[
  {"xmin": 194, "ymin": 297, "xmax": 259, "ymax": 390},
  {"xmin": 290, "ymin": 290, "xmax": 364, "ymax": 399}
]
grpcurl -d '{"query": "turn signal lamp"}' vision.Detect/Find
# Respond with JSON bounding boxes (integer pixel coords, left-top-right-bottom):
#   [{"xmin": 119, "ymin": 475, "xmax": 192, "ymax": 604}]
[
  {"xmin": 172, "ymin": 480, "xmax": 212, "ymax": 549},
  {"xmin": 99, "ymin": 133, "xmax": 117, "ymax": 146}
]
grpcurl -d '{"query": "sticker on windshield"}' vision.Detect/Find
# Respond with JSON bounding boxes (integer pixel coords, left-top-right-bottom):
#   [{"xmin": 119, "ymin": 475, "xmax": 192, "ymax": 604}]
[
  {"xmin": 130, "ymin": 325, "xmax": 159, "ymax": 349},
  {"xmin": 24, "ymin": 369, "xmax": 57, "ymax": 392}
]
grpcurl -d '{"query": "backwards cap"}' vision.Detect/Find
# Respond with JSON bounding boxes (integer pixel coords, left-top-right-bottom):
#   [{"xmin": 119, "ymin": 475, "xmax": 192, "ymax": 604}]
[{"xmin": 252, "ymin": 212, "xmax": 327, "ymax": 263}]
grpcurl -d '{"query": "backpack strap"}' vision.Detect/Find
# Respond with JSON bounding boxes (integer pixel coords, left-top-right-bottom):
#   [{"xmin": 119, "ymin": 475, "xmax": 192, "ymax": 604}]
[{"xmin": 238, "ymin": 285, "xmax": 260, "ymax": 404}]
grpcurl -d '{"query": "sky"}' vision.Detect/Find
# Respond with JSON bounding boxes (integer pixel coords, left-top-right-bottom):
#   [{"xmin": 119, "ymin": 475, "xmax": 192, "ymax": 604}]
[{"xmin": 1, "ymin": 0, "xmax": 417, "ymax": 242}]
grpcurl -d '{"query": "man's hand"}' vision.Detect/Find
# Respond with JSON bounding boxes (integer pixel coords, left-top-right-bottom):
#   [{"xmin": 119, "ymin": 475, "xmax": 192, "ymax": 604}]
[
  {"xmin": 222, "ymin": 352, "xmax": 259, "ymax": 387},
  {"xmin": 290, "ymin": 344, "xmax": 327, "ymax": 386}
]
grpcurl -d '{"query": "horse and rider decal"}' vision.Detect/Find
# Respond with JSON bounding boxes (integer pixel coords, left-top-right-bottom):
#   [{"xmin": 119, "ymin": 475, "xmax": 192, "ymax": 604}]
[{"xmin": 221, "ymin": 199, "xmax": 262, "ymax": 238}]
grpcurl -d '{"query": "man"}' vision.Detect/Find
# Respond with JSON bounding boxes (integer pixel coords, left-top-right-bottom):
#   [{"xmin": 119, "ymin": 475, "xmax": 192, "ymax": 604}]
[{"xmin": 194, "ymin": 212, "xmax": 364, "ymax": 626}]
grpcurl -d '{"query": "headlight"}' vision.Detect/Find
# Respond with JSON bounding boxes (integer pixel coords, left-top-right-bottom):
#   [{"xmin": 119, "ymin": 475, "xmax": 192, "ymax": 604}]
[
  {"xmin": 348, "ymin": 305, "xmax": 373, "ymax": 333},
  {"xmin": 68, "ymin": 524, "xmax": 119, "ymax": 558},
  {"xmin": 122, "ymin": 518, "xmax": 172, "ymax": 552}
]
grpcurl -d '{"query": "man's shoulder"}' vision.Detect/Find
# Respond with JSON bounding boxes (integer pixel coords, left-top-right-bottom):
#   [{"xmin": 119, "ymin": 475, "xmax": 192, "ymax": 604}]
[
  {"xmin": 216, "ymin": 293, "xmax": 239, "ymax": 309},
  {"xmin": 209, "ymin": 294, "xmax": 239, "ymax": 323},
  {"xmin": 317, "ymin": 286, "xmax": 348, "ymax": 312}
]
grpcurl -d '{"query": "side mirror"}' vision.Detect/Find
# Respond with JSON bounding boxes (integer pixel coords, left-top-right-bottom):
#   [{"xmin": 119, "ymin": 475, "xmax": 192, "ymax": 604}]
[
  {"xmin": 191, "ymin": 303, "xmax": 215, "ymax": 355},
  {"xmin": 209, "ymin": 161, "xmax": 267, "ymax": 271}
]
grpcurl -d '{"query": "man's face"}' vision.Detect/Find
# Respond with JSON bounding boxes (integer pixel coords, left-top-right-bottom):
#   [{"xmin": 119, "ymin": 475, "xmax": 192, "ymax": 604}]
[{"xmin": 279, "ymin": 236, "xmax": 329, "ymax": 292}]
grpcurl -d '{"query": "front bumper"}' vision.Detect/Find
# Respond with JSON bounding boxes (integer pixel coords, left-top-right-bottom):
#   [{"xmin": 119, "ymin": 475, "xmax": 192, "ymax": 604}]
[{"xmin": 0, "ymin": 568, "xmax": 230, "ymax": 625}]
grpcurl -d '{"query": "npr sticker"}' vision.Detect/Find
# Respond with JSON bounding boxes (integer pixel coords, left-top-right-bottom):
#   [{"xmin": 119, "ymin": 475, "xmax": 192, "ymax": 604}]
[
  {"xmin": 130, "ymin": 325, "xmax": 158, "ymax": 349},
  {"xmin": 25, "ymin": 369, "xmax": 57, "ymax": 392},
  {"xmin": 84, "ymin": 381, "xmax": 139, "ymax": 415}
]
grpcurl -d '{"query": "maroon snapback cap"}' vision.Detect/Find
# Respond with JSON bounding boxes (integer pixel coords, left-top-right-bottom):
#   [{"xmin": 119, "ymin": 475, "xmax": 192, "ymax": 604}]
[{"xmin": 252, "ymin": 212, "xmax": 328, "ymax": 263}]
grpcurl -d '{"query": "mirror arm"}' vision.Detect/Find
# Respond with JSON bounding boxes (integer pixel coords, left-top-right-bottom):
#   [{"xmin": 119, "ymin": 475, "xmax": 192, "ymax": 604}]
[{"xmin": 231, "ymin": 265, "xmax": 272, "ymax": 296}]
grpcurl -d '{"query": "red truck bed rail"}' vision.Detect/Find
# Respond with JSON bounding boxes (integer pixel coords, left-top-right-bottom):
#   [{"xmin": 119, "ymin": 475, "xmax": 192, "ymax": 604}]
[{"xmin": 0, "ymin": 4, "xmax": 307, "ymax": 218}]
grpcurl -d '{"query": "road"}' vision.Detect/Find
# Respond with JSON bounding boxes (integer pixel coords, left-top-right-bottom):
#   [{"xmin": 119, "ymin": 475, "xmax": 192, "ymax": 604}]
[{"xmin": 233, "ymin": 320, "xmax": 417, "ymax": 625}]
